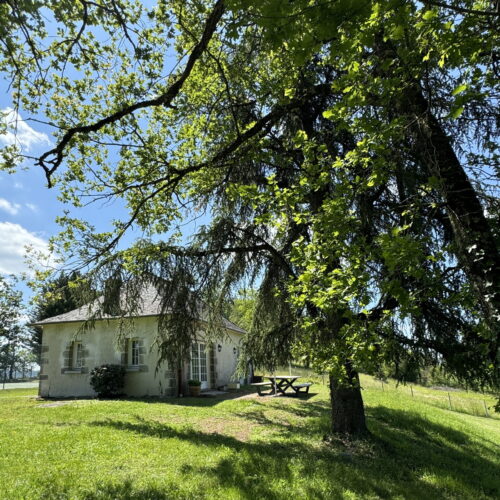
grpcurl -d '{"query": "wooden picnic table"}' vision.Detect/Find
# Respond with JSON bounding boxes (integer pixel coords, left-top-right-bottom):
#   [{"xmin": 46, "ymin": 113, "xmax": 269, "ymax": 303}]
[
  {"xmin": 251, "ymin": 375, "xmax": 313, "ymax": 396},
  {"xmin": 266, "ymin": 375, "xmax": 300, "ymax": 395}
]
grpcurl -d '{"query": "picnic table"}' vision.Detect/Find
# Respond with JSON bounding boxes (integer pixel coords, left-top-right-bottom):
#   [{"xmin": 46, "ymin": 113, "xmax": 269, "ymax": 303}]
[{"xmin": 251, "ymin": 375, "xmax": 312, "ymax": 396}]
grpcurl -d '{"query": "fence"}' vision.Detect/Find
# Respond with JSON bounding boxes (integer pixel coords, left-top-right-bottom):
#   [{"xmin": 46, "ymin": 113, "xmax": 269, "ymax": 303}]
[
  {"xmin": 361, "ymin": 376, "xmax": 498, "ymax": 420},
  {"xmin": 258, "ymin": 366, "xmax": 498, "ymax": 420}
]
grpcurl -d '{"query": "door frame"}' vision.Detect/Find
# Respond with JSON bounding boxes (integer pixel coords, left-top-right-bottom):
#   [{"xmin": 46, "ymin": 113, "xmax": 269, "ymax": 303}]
[{"xmin": 190, "ymin": 341, "xmax": 210, "ymax": 390}]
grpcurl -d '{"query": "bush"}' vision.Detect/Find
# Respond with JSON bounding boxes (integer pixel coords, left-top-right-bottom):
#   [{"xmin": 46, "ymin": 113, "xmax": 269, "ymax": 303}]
[
  {"xmin": 89, "ymin": 364, "xmax": 126, "ymax": 397},
  {"xmin": 187, "ymin": 379, "xmax": 201, "ymax": 386}
]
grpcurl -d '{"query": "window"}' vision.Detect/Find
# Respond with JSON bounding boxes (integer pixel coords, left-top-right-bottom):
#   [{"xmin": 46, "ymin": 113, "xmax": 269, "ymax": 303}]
[
  {"xmin": 68, "ymin": 341, "xmax": 83, "ymax": 370},
  {"xmin": 190, "ymin": 342, "xmax": 208, "ymax": 383},
  {"xmin": 129, "ymin": 339, "xmax": 140, "ymax": 366}
]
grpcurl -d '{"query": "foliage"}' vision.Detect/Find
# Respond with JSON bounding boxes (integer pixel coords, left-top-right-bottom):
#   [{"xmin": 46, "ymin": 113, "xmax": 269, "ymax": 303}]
[
  {"xmin": 0, "ymin": 276, "xmax": 28, "ymax": 380},
  {"xmin": 89, "ymin": 364, "xmax": 126, "ymax": 398},
  {"xmin": 0, "ymin": 0, "xmax": 499, "ymax": 431},
  {"xmin": 187, "ymin": 379, "xmax": 201, "ymax": 386},
  {"xmin": 0, "ymin": 379, "xmax": 499, "ymax": 499},
  {"xmin": 29, "ymin": 271, "xmax": 87, "ymax": 360},
  {"xmin": 228, "ymin": 289, "xmax": 256, "ymax": 333}
]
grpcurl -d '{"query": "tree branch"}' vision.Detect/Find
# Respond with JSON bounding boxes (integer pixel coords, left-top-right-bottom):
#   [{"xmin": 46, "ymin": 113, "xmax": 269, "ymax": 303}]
[
  {"xmin": 423, "ymin": 0, "xmax": 500, "ymax": 16},
  {"xmin": 36, "ymin": 0, "xmax": 226, "ymax": 186}
]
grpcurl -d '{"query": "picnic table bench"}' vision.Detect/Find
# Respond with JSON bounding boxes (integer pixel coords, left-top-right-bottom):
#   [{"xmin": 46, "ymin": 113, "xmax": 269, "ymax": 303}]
[
  {"xmin": 250, "ymin": 381, "xmax": 274, "ymax": 396},
  {"xmin": 251, "ymin": 376, "xmax": 313, "ymax": 396},
  {"xmin": 291, "ymin": 382, "xmax": 312, "ymax": 394}
]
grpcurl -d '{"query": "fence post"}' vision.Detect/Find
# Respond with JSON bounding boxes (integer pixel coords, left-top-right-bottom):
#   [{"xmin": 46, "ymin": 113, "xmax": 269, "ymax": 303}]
[
  {"xmin": 410, "ymin": 386, "xmax": 414, "ymax": 397},
  {"xmin": 448, "ymin": 392, "xmax": 452, "ymax": 410},
  {"xmin": 483, "ymin": 400, "xmax": 489, "ymax": 418}
]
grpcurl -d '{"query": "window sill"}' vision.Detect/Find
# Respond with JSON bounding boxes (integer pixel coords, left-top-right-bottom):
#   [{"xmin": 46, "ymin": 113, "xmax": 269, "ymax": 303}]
[
  {"xmin": 64, "ymin": 369, "xmax": 83, "ymax": 374},
  {"xmin": 126, "ymin": 366, "xmax": 140, "ymax": 372}
]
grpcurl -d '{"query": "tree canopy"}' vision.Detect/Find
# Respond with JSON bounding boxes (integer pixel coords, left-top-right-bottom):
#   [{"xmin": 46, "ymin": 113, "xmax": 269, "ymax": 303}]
[{"xmin": 1, "ymin": 0, "xmax": 499, "ymax": 433}]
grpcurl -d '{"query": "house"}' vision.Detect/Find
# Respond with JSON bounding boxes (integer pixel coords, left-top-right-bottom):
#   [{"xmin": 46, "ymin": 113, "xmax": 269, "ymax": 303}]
[{"xmin": 32, "ymin": 285, "xmax": 247, "ymax": 398}]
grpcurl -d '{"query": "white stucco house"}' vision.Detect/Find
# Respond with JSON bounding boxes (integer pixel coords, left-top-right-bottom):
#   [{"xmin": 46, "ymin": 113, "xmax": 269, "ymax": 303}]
[{"xmin": 33, "ymin": 285, "xmax": 247, "ymax": 398}]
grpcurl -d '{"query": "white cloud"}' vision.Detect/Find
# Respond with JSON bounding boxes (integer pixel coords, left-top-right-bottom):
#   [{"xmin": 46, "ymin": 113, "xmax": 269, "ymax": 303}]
[
  {"xmin": 0, "ymin": 198, "xmax": 21, "ymax": 215},
  {"xmin": 26, "ymin": 203, "xmax": 38, "ymax": 213},
  {"xmin": 0, "ymin": 222, "xmax": 49, "ymax": 275},
  {"xmin": 0, "ymin": 108, "xmax": 51, "ymax": 151}
]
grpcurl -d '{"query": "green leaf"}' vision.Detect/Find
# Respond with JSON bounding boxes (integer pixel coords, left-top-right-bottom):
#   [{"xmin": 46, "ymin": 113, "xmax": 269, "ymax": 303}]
[
  {"xmin": 322, "ymin": 109, "xmax": 335, "ymax": 120},
  {"xmin": 422, "ymin": 9, "xmax": 438, "ymax": 20},
  {"xmin": 448, "ymin": 106, "xmax": 464, "ymax": 119},
  {"xmin": 452, "ymin": 84, "xmax": 467, "ymax": 96}
]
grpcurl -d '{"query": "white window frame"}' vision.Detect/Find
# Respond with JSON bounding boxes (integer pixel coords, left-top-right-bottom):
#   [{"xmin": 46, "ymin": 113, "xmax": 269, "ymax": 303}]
[
  {"xmin": 129, "ymin": 338, "xmax": 140, "ymax": 367},
  {"xmin": 190, "ymin": 342, "xmax": 208, "ymax": 384},
  {"xmin": 67, "ymin": 341, "xmax": 83, "ymax": 372}
]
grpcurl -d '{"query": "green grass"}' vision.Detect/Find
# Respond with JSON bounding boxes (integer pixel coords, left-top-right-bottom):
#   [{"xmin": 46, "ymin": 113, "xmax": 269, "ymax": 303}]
[{"xmin": 0, "ymin": 377, "xmax": 499, "ymax": 499}]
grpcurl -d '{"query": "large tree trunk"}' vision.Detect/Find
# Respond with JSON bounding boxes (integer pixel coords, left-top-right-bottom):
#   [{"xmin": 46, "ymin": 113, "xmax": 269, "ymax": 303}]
[
  {"xmin": 399, "ymin": 86, "xmax": 500, "ymax": 363},
  {"xmin": 329, "ymin": 368, "xmax": 368, "ymax": 435}
]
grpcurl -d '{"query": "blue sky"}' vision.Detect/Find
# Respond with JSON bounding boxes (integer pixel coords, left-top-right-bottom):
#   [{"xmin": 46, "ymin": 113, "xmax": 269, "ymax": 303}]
[
  {"xmin": 0, "ymin": 108, "xmax": 60, "ymax": 277},
  {"xmin": 0, "ymin": 102, "xmax": 211, "ymax": 303},
  {"xmin": 0, "ymin": 104, "xmax": 133, "ymax": 301}
]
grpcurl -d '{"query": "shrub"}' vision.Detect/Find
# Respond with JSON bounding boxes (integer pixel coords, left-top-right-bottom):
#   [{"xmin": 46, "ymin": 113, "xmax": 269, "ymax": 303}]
[
  {"xmin": 89, "ymin": 364, "xmax": 126, "ymax": 397},
  {"xmin": 187, "ymin": 379, "xmax": 201, "ymax": 386}
]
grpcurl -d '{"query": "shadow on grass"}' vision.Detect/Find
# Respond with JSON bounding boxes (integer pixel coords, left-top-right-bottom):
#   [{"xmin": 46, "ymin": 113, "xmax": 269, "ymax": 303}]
[
  {"xmin": 87, "ymin": 405, "xmax": 500, "ymax": 499},
  {"xmin": 35, "ymin": 479, "xmax": 177, "ymax": 500}
]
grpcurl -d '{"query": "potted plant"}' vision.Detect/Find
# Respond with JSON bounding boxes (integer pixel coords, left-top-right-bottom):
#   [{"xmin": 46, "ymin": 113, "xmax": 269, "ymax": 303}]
[{"xmin": 187, "ymin": 379, "xmax": 201, "ymax": 396}]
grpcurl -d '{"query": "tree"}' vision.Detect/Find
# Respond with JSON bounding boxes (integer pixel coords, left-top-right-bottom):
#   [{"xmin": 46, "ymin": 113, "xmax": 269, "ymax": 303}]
[
  {"xmin": 29, "ymin": 271, "xmax": 85, "ymax": 361},
  {"xmin": 0, "ymin": 276, "xmax": 27, "ymax": 382},
  {"xmin": 229, "ymin": 290, "xmax": 256, "ymax": 333},
  {"xmin": 1, "ymin": 0, "xmax": 498, "ymax": 434}
]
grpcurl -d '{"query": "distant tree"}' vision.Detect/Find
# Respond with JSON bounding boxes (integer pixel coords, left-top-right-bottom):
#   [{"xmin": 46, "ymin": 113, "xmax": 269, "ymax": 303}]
[
  {"xmin": 229, "ymin": 290, "xmax": 256, "ymax": 333},
  {"xmin": 29, "ymin": 272, "xmax": 84, "ymax": 361},
  {"xmin": 0, "ymin": 276, "xmax": 26, "ymax": 382},
  {"xmin": 14, "ymin": 349, "xmax": 38, "ymax": 379}
]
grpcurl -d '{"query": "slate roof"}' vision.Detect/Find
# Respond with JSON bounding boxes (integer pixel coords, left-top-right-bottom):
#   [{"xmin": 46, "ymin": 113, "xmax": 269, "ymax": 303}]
[{"xmin": 32, "ymin": 284, "xmax": 246, "ymax": 334}]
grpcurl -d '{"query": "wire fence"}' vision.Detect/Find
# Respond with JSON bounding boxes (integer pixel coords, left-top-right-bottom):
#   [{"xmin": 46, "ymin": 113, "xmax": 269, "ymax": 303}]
[
  {"xmin": 364, "ymin": 378, "xmax": 498, "ymax": 420},
  {"xmin": 258, "ymin": 366, "xmax": 499, "ymax": 420}
]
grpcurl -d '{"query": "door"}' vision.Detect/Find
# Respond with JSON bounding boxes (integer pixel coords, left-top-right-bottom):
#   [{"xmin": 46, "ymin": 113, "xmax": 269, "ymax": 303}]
[{"xmin": 190, "ymin": 342, "xmax": 209, "ymax": 390}]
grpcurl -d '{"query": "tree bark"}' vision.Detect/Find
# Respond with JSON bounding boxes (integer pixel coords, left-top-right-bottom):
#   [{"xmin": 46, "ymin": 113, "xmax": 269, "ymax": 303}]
[{"xmin": 329, "ymin": 368, "xmax": 368, "ymax": 435}]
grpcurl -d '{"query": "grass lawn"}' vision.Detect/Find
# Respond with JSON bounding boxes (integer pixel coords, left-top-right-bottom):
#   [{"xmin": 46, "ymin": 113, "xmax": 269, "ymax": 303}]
[{"xmin": 0, "ymin": 378, "xmax": 499, "ymax": 499}]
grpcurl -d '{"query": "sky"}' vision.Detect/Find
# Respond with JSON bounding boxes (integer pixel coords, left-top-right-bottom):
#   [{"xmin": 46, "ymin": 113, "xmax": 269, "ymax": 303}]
[
  {"xmin": 0, "ymin": 5, "xmax": 205, "ymax": 309},
  {"xmin": 0, "ymin": 103, "xmax": 209, "ymax": 305},
  {"xmin": 0, "ymin": 108, "xmax": 58, "ymax": 278},
  {"xmin": 0, "ymin": 104, "xmax": 132, "ymax": 302},
  {"xmin": 0, "ymin": 7, "xmax": 213, "ymax": 307}
]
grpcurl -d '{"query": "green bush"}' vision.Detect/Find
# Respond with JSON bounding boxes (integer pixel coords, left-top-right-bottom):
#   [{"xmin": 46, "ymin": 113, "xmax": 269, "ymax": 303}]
[
  {"xmin": 187, "ymin": 379, "xmax": 201, "ymax": 386},
  {"xmin": 89, "ymin": 364, "xmax": 126, "ymax": 397}
]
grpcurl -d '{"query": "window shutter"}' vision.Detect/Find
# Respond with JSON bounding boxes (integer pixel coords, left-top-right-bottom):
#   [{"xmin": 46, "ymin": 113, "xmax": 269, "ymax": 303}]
[
  {"xmin": 138, "ymin": 339, "xmax": 146, "ymax": 366},
  {"xmin": 164, "ymin": 362, "xmax": 176, "ymax": 396},
  {"xmin": 63, "ymin": 342, "xmax": 72, "ymax": 369},
  {"xmin": 209, "ymin": 343, "xmax": 216, "ymax": 387}
]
